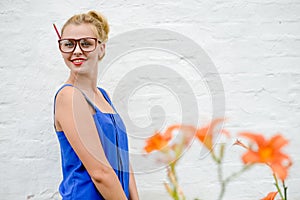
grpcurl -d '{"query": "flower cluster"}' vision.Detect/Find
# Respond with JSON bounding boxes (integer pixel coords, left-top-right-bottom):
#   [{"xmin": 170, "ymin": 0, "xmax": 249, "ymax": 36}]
[{"xmin": 144, "ymin": 119, "xmax": 292, "ymax": 200}]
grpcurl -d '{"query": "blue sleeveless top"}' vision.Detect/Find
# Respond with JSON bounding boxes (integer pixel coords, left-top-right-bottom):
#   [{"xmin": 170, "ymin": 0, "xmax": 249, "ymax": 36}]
[{"xmin": 53, "ymin": 84, "xmax": 130, "ymax": 200}]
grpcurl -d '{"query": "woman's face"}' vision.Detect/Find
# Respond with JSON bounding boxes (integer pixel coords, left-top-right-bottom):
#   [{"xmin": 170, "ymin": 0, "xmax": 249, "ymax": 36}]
[{"xmin": 60, "ymin": 23, "xmax": 105, "ymax": 74}]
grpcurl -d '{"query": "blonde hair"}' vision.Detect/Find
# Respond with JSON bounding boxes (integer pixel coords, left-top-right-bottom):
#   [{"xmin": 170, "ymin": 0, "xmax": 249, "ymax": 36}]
[{"xmin": 61, "ymin": 10, "xmax": 110, "ymax": 43}]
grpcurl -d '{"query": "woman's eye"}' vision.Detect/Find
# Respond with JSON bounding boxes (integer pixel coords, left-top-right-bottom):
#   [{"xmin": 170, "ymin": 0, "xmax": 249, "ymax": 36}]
[
  {"xmin": 65, "ymin": 42, "xmax": 74, "ymax": 47},
  {"xmin": 80, "ymin": 41, "xmax": 92, "ymax": 47},
  {"xmin": 62, "ymin": 41, "xmax": 74, "ymax": 48}
]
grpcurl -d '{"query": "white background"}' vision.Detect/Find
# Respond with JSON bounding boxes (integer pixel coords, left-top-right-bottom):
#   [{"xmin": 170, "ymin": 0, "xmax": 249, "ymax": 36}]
[{"xmin": 0, "ymin": 0, "xmax": 299, "ymax": 199}]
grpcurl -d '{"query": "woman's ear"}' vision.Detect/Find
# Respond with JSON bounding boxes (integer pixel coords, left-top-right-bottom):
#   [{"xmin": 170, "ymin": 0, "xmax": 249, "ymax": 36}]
[{"xmin": 98, "ymin": 43, "xmax": 106, "ymax": 60}]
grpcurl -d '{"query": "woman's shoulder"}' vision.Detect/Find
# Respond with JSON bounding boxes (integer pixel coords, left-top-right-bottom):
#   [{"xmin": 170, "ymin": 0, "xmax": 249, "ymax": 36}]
[
  {"xmin": 55, "ymin": 85, "xmax": 86, "ymax": 106},
  {"xmin": 55, "ymin": 84, "xmax": 75, "ymax": 98},
  {"xmin": 56, "ymin": 85, "xmax": 75, "ymax": 99}
]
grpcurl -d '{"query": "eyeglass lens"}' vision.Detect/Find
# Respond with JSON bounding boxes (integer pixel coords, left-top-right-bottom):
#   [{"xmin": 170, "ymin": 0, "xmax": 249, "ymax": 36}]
[{"xmin": 59, "ymin": 38, "xmax": 97, "ymax": 53}]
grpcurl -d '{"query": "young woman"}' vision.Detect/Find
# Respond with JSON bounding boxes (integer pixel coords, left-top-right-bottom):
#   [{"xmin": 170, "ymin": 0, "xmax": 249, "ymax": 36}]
[{"xmin": 53, "ymin": 11, "xmax": 139, "ymax": 200}]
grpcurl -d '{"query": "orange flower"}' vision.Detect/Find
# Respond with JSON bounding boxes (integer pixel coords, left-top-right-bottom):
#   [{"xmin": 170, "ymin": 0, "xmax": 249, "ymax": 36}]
[
  {"xmin": 144, "ymin": 124, "xmax": 197, "ymax": 153},
  {"xmin": 144, "ymin": 131, "xmax": 171, "ymax": 153},
  {"xmin": 261, "ymin": 191, "xmax": 278, "ymax": 200},
  {"xmin": 164, "ymin": 124, "xmax": 182, "ymax": 141},
  {"xmin": 196, "ymin": 118, "xmax": 229, "ymax": 150},
  {"xmin": 239, "ymin": 132, "xmax": 292, "ymax": 180},
  {"xmin": 144, "ymin": 124, "xmax": 181, "ymax": 153}
]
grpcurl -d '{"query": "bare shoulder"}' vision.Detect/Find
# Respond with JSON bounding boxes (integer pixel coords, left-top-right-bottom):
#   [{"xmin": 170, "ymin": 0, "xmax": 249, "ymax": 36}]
[
  {"xmin": 56, "ymin": 86, "xmax": 84, "ymax": 104},
  {"xmin": 55, "ymin": 86, "xmax": 87, "ymax": 112},
  {"xmin": 54, "ymin": 86, "xmax": 77, "ymax": 131},
  {"xmin": 55, "ymin": 85, "xmax": 94, "ymax": 131},
  {"xmin": 56, "ymin": 86, "xmax": 76, "ymax": 101}
]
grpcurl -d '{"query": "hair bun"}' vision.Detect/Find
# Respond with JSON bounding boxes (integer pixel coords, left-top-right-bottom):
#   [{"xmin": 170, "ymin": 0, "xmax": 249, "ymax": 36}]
[{"xmin": 87, "ymin": 10, "xmax": 110, "ymax": 41}]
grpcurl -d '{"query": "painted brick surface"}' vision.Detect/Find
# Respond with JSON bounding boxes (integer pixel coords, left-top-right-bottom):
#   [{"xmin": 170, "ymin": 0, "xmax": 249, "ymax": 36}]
[{"xmin": 0, "ymin": 0, "xmax": 299, "ymax": 199}]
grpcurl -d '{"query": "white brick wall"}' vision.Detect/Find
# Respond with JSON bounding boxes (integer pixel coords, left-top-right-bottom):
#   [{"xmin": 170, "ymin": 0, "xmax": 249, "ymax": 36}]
[{"xmin": 1, "ymin": 0, "xmax": 299, "ymax": 199}]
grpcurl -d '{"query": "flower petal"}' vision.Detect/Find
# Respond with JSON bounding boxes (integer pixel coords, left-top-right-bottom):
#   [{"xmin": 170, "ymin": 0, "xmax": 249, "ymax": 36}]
[
  {"xmin": 271, "ymin": 162, "xmax": 289, "ymax": 180},
  {"xmin": 269, "ymin": 134, "xmax": 289, "ymax": 150},
  {"xmin": 144, "ymin": 131, "xmax": 170, "ymax": 153},
  {"xmin": 164, "ymin": 124, "xmax": 181, "ymax": 140},
  {"xmin": 261, "ymin": 191, "xmax": 278, "ymax": 200},
  {"xmin": 239, "ymin": 132, "xmax": 267, "ymax": 147},
  {"xmin": 242, "ymin": 150, "xmax": 261, "ymax": 164},
  {"xmin": 196, "ymin": 118, "xmax": 227, "ymax": 150}
]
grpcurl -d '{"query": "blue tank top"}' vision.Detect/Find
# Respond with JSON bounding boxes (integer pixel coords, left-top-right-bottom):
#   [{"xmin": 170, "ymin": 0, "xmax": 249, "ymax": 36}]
[{"xmin": 53, "ymin": 84, "xmax": 130, "ymax": 200}]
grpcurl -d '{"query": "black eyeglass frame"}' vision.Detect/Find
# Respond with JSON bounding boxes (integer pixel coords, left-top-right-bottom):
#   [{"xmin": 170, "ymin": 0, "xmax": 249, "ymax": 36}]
[{"xmin": 58, "ymin": 37, "xmax": 102, "ymax": 53}]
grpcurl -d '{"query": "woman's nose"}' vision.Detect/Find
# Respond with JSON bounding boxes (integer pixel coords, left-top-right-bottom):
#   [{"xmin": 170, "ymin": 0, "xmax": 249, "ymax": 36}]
[{"xmin": 73, "ymin": 42, "xmax": 83, "ymax": 55}]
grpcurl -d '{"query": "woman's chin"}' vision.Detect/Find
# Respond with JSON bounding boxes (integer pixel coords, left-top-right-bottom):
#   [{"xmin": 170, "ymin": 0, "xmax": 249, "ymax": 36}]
[{"xmin": 69, "ymin": 65, "xmax": 87, "ymax": 74}]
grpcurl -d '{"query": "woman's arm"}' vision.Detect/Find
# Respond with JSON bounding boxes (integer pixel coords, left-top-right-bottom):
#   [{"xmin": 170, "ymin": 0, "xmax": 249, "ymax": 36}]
[
  {"xmin": 55, "ymin": 87, "xmax": 127, "ymax": 200},
  {"xmin": 129, "ymin": 164, "xmax": 139, "ymax": 200}
]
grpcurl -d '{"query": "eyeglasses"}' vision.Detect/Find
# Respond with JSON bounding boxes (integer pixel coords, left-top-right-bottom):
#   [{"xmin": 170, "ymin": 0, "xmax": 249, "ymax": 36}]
[{"xmin": 58, "ymin": 37, "xmax": 101, "ymax": 53}]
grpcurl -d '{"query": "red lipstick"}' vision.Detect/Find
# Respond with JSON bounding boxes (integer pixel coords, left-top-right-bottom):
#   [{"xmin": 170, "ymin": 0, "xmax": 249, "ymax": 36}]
[{"xmin": 71, "ymin": 58, "xmax": 86, "ymax": 66}]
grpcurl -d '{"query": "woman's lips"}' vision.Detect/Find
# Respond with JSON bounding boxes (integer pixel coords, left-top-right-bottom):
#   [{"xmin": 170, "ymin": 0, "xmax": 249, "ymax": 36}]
[{"xmin": 71, "ymin": 59, "xmax": 86, "ymax": 66}]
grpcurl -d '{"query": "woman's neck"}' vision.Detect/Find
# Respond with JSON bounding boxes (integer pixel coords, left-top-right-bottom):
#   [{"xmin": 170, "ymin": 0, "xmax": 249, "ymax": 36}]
[{"xmin": 66, "ymin": 70, "xmax": 98, "ymax": 93}]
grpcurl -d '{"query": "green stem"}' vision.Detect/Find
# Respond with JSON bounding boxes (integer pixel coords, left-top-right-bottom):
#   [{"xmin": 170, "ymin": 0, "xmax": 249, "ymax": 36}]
[
  {"xmin": 168, "ymin": 163, "xmax": 186, "ymax": 200},
  {"xmin": 283, "ymin": 180, "xmax": 287, "ymax": 200},
  {"xmin": 170, "ymin": 164, "xmax": 179, "ymax": 200},
  {"xmin": 224, "ymin": 164, "xmax": 252, "ymax": 184},
  {"xmin": 273, "ymin": 174, "xmax": 284, "ymax": 200},
  {"xmin": 215, "ymin": 144, "xmax": 225, "ymax": 200},
  {"xmin": 217, "ymin": 161, "xmax": 225, "ymax": 200},
  {"xmin": 211, "ymin": 151, "xmax": 220, "ymax": 163},
  {"xmin": 217, "ymin": 164, "xmax": 252, "ymax": 200}
]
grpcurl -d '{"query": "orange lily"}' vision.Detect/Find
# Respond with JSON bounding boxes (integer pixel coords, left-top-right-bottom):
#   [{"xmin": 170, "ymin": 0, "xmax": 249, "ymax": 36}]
[
  {"xmin": 261, "ymin": 191, "xmax": 278, "ymax": 200},
  {"xmin": 144, "ymin": 124, "xmax": 181, "ymax": 153},
  {"xmin": 196, "ymin": 118, "xmax": 229, "ymax": 150},
  {"xmin": 144, "ymin": 124, "xmax": 196, "ymax": 153},
  {"xmin": 239, "ymin": 132, "xmax": 291, "ymax": 180},
  {"xmin": 144, "ymin": 131, "xmax": 171, "ymax": 153}
]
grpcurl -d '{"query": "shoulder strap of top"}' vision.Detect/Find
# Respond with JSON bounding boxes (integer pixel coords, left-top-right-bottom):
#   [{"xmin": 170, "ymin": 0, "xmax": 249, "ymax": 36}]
[
  {"xmin": 98, "ymin": 87, "xmax": 117, "ymax": 113},
  {"xmin": 53, "ymin": 83, "xmax": 96, "ymax": 114},
  {"xmin": 98, "ymin": 87, "xmax": 111, "ymax": 104},
  {"xmin": 53, "ymin": 84, "xmax": 97, "ymax": 131}
]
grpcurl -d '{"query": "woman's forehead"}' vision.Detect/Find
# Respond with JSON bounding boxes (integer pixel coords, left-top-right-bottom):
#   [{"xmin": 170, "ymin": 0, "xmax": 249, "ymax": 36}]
[{"xmin": 62, "ymin": 24, "xmax": 96, "ymax": 39}]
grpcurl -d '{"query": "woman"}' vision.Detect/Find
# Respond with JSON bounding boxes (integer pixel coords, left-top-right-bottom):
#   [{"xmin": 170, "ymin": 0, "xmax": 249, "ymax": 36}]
[{"xmin": 53, "ymin": 11, "xmax": 139, "ymax": 200}]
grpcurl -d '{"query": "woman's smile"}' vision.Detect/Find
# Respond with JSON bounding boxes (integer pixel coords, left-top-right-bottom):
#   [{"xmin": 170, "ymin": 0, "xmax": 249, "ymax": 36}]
[{"xmin": 71, "ymin": 58, "xmax": 87, "ymax": 66}]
